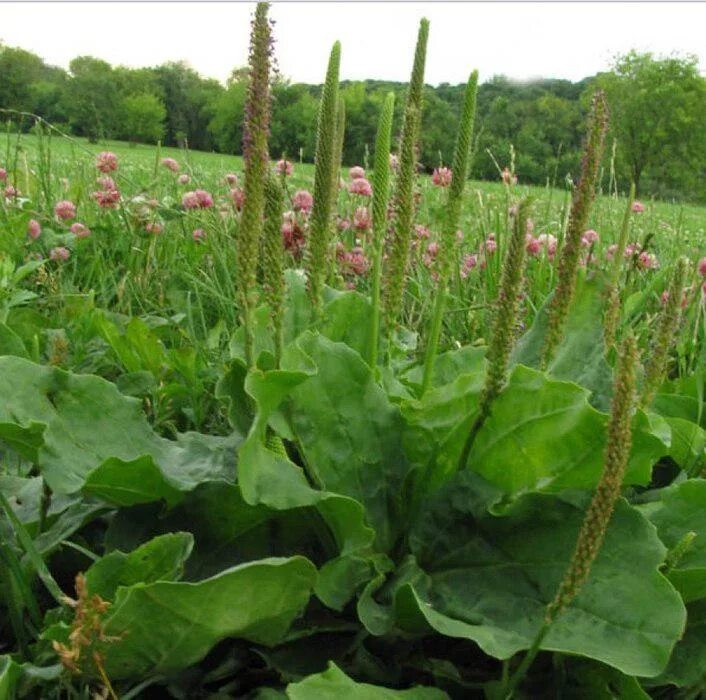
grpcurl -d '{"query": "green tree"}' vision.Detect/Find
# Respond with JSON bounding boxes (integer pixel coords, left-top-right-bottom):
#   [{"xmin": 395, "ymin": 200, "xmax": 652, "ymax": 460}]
[
  {"xmin": 597, "ymin": 51, "xmax": 706, "ymax": 197},
  {"xmin": 120, "ymin": 93, "xmax": 166, "ymax": 144},
  {"xmin": 207, "ymin": 69, "xmax": 248, "ymax": 154},
  {"xmin": 0, "ymin": 45, "xmax": 46, "ymax": 113},
  {"xmin": 66, "ymin": 56, "xmax": 119, "ymax": 141}
]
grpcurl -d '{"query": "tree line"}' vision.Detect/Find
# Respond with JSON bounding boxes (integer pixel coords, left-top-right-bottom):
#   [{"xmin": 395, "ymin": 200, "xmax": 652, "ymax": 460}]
[{"xmin": 1, "ymin": 42, "xmax": 705, "ymax": 201}]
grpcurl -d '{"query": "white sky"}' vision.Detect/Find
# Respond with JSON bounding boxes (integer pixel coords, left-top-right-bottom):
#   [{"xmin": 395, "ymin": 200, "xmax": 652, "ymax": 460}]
[{"xmin": 2, "ymin": 2, "xmax": 706, "ymax": 86}]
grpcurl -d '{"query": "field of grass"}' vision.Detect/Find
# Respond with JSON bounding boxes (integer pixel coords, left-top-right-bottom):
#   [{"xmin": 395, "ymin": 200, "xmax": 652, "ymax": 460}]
[{"xmin": 2, "ymin": 21, "xmax": 706, "ymax": 699}]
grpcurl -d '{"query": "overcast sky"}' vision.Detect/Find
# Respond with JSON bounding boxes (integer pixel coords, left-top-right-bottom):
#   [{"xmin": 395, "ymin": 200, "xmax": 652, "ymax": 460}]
[{"xmin": 2, "ymin": 2, "xmax": 706, "ymax": 86}]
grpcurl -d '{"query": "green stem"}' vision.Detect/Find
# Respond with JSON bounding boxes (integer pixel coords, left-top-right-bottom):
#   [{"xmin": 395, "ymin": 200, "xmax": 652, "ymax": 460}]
[
  {"xmin": 502, "ymin": 622, "xmax": 550, "ymax": 698},
  {"xmin": 369, "ymin": 92, "xmax": 395, "ymax": 368}
]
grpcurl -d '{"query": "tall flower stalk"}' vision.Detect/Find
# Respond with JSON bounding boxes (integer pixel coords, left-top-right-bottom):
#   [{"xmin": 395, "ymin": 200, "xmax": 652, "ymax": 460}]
[
  {"xmin": 641, "ymin": 256, "xmax": 690, "ymax": 408},
  {"xmin": 504, "ymin": 333, "xmax": 638, "ymax": 697},
  {"xmin": 238, "ymin": 2, "xmax": 273, "ymax": 367},
  {"xmin": 421, "ymin": 70, "xmax": 478, "ymax": 393},
  {"xmin": 263, "ymin": 176, "xmax": 285, "ymax": 367},
  {"xmin": 457, "ymin": 198, "xmax": 531, "ymax": 471},
  {"xmin": 305, "ymin": 41, "xmax": 341, "ymax": 320},
  {"xmin": 540, "ymin": 91, "xmax": 608, "ymax": 369},
  {"xmin": 604, "ymin": 182, "xmax": 636, "ymax": 349},
  {"xmin": 368, "ymin": 92, "xmax": 395, "ymax": 368},
  {"xmin": 382, "ymin": 18, "xmax": 429, "ymax": 346}
]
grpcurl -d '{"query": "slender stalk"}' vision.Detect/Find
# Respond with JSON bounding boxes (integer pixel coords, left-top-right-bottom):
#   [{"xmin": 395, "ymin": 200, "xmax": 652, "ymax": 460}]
[
  {"xmin": 540, "ymin": 91, "xmax": 608, "ymax": 369},
  {"xmin": 604, "ymin": 182, "xmax": 636, "ymax": 349},
  {"xmin": 641, "ymin": 256, "xmax": 690, "ymax": 408},
  {"xmin": 382, "ymin": 18, "xmax": 430, "ymax": 346},
  {"xmin": 457, "ymin": 198, "xmax": 532, "ymax": 470},
  {"xmin": 421, "ymin": 70, "xmax": 478, "ymax": 393},
  {"xmin": 263, "ymin": 176, "xmax": 285, "ymax": 367},
  {"xmin": 305, "ymin": 41, "xmax": 341, "ymax": 320},
  {"xmin": 369, "ymin": 92, "xmax": 395, "ymax": 368},
  {"xmin": 504, "ymin": 334, "xmax": 638, "ymax": 697},
  {"xmin": 238, "ymin": 2, "xmax": 273, "ymax": 367}
]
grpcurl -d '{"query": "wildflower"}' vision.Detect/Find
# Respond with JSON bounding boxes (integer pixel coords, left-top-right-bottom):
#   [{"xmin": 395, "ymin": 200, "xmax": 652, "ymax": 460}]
[
  {"xmin": 661, "ymin": 289, "xmax": 688, "ymax": 310},
  {"xmin": 230, "ymin": 188, "xmax": 245, "ymax": 211},
  {"xmin": 178, "ymin": 173, "xmax": 190, "ymax": 185},
  {"xmin": 145, "ymin": 222, "xmax": 163, "ymax": 235},
  {"xmin": 526, "ymin": 235, "xmax": 541, "ymax": 257},
  {"xmin": 275, "ymin": 160, "xmax": 293, "ymax": 177},
  {"xmin": 415, "ymin": 224, "xmax": 431, "ymax": 240},
  {"xmin": 339, "ymin": 245, "xmax": 369, "ymax": 276},
  {"xmin": 282, "ymin": 211, "xmax": 306, "ymax": 257},
  {"xmin": 50, "ymin": 246, "xmax": 70, "ymax": 261},
  {"xmin": 338, "ymin": 217, "xmax": 351, "ymax": 231},
  {"xmin": 195, "ymin": 189, "xmax": 213, "ymax": 208},
  {"xmin": 70, "ymin": 222, "xmax": 91, "ymax": 239},
  {"xmin": 96, "ymin": 176, "xmax": 116, "ymax": 191},
  {"xmin": 348, "ymin": 178, "xmax": 373, "ymax": 197},
  {"xmin": 352, "ymin": 205, "xmax": 371, "ymax": 231},
  {"xmin": 460, "ymin": 253, "xmax": 477, "ymax": 278},
  {"xmin": 192, "ymin": 228, "xmax": 205, "ymax": 242},
  {"xmin": 96, "ymin": 151, "xmax": 118, "ymax": 173},
  {"xmin": 182, "ymin": 192, "xmax": 200, "ymax": 209},
  {"xmin": 92, "ymin": 188, "xmax": 120, "ymax": 208},
  {"xmin": 225, "ymin": 172, "xmax": 238, "ymax": 185},
  {"xmin": 482, "ymin": 233, "xmax": 497, "ymax": 255},
  {"xmin": 5, "ymin": 185, "xmax": 18, "ymax": 198},
  {"xmin": 54, "ymin": 200, "xmax": 76, "ymax": 220},
  {"xmin": 697, "ymin": 257, "xmax": 706, "ymax": 276},
  {"xmin": 293, "ymin": 189, "xmax": 314, "ymax": 212},
  {"xmin": 538, "ymin": 233, "xmax": 557, "ymax": 254},
  {"xmin": 632, "ymin": 201, "xmax": 645, "ymax": 213},
  {"xmin": 389, "ymin": 153, "xmax": 399, "ymax": 170},
  {"xmin": 582, "ymin": 229, "xmax": 600, "ymax": 246},
  {"xmin": 161, "ymin": 157, "xmax": 179, "ymax": 172},
  {"xmin": 637, "ymin": 251, "xmax": 659, "ymax": 270},
  {"xmin": 27, "ymin": 219, "xmax": 41, "ymax": 239},
  {"xmin": 0, "ymin": 168, "xmax": 6, "ymax": 182},
  {"xmin": 183, "ymin": 190, "xmax": 213, "ymax": 210},
  {"xmin": 432, "ymin": 166, "xmax": 452, "ymax": 187},
  {"xmin": 501, "ymin": 167, "xmax": 517, "ymax": 185},
  {"xmin": 349, "ymin": 165, "xmax": 366, "ymax": 180}
]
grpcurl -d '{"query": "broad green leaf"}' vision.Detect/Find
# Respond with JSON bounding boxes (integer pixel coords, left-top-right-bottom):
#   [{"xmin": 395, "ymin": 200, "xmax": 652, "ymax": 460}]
[
  {"xmin": 287, "ymin": 662, "xmax": 448, "ymax": 699},
  {"xmin": 85, "ymin": 533, "xmax": 194, "ymax": 600},
  {"xmin": 653, "ymin": 374, "xmax": 706, "ymax": 428},
  {"xmin": 0, "ymin": 656, "xmax": 20, "ymax": 699},
  {"xmin": 102, "ymin": 557, "xmax": 317, "ymax": 679},
  {"xmin": 401, "ymin": 345, "xmax": 486, "ymax": 393},
  {"xmin": 0, "ymin": 322, "xmax": 28, "ymax": 358},
  {"xmin": 398, "ymin": 472, "xmax": 685, "ymax": 677},
  {"xmin": 0, "ymin": 357, "xmax": 237, "ymax": 498},
  {"xmin": 663, "ymin": 416, "xmax": 706, "ymax": 473},
  {"xmin": 401, "ymin": 372, "xmax": 484, "ymax": 493},
  {"xmin": 564, "ymin": 659, "xmax": 650, "ymax": 699},
  {"xmin": 639, "ymin": 480, "xmax": 706, "ymax": 603},
  {"xmin": 318, "ymin": 291, "xmax": 373, "ymax": 362},
  {"xmin": 238, "ymin": 360, "xmax": 375, "ymax": 559},
  {"xmin": 652, "ymin": 598, "xmax": 706, "ymax": 688},
  {"xmin": 467, "ymin": 365, "xmax": 668, "ymax": 495},
  {"xmin": 512, "ymin": 276, "xmax": 613, "ymax": 409},
  {"xmin": 280, "ymin": 333, "xmax": 411, "ymax": 551},
  {"xmin": 0, "ymin": 656, "xmax": 62, "ymax": 700}
]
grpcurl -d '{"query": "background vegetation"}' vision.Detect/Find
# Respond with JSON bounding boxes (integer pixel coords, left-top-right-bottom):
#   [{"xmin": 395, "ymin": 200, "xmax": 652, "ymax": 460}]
[{"xmin": 2, "ymin": 42, "xmax": 706, "ymax": 201}]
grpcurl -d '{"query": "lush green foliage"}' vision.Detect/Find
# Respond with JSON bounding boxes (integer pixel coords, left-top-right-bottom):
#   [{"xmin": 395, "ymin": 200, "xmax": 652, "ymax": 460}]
[
  {"xmin": 2, "ymin": 8, "xmax": 706, "ymax": 699},
  {"xmin": 3, "ymin": 41, "xmax": 706, "ymax": 200}
]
